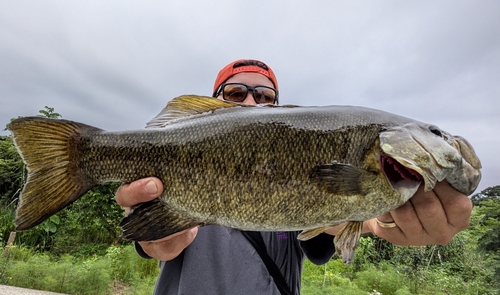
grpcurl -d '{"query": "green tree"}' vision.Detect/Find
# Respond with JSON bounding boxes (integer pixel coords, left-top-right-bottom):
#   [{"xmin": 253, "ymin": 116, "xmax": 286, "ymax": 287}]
[
  {"xmin": 471, "ymin": 186, "xmax": 500, "ymax": 286},
  {"xmin": 471, "ymin": 185, "xmax": 500, "ymax": 206},
  {"xmin": 0, "ymin": 136, "xmax": 23, "ymax": 203},
  {"xmin": 51, "ymin": 182, "xmax": 124, "ymax": 256},
  {"xmin": 472, "ymin": 186, "xmax": 500, "ymax": 253},
  {"xmin": 37, "ymin": 106, "xmax": 61, "ymax": 119}
]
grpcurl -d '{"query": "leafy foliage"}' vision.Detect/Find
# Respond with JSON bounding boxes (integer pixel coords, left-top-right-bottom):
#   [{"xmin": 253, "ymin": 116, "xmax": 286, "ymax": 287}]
[
  {"xmin": 471, "ymin": 185, "xmax": 500, "ymax": 206},
  {"xmin": 2, "ymin": 253, "xmax": 110, "ymax": 295},
  {"xmin": 302, "ymin": 233, "xmax": 499, "ymax": 295},
  {"xmin": 37, "ymin": 106, "xmax": 61, "ymax": 119},
  {"xmin": 1, "ymin": 244, "xmax": 158, "ymax": 295},
  {"xmin": 50, "ymin": 183, "xmax": 124, "ymax": 256},
  {"xmin": 352, "ymin": 263, "xmax": 408, "ymax": 295},
  {"xmin": 470, "ymin": 185, "xmax": 500, "ymax": 287},
  {"xmin": 0, "ymin": 136, "xmax": 23, "ymax": 204}
]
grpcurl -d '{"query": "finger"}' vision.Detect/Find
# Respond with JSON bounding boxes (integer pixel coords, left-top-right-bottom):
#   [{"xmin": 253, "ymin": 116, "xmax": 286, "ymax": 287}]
[
  {"xmin": 432, "ymin": 181, "xmax": 472, "ymax": 231},
  {"xmin": 411, "ymin": 185, "xmax": 450, "ymax": 241},
  {"xmin": 139, "ymin": 227, "xmax": 198, "ymax": 261},
  {"xmin": 371, "ymin": 182, "xmax": 473, "ymax": 246},
  {"xmin": 115, "ymin": 177, "xmax": 163, "ymax": 208},
  {"xmin": 373, "ymin": 203, "xmax": 416, "ymax": 245},
  {"xmin": 376, "ymin": 212, "xmax": 394, "ymax": 223}
]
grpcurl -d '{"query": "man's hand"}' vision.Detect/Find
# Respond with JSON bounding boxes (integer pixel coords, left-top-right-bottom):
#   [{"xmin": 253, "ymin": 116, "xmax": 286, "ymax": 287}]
[
  {"xmin": 326, "ymin": 181, "xmax": 473, "ymax": 246},
  {"xmin": 115, "ymin": 177, "xmax": 198, "ymax": 261},
  {"xmin": 370, "ymin": 181, "xmax": 472, "ymax": 245}
]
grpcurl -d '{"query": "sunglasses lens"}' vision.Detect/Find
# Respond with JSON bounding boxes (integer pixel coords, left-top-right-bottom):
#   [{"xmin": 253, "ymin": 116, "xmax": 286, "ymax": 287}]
[
  {"xmin": 223, "ymin": 84, "xmax": 248, "ymax": 102},
  {"xmin": 254, "ymin": 87, "xmax": 277, "ymax": 104},
  {"xmin": 221, "ymin": 83, "xmax": 277, "ymax": 104}
]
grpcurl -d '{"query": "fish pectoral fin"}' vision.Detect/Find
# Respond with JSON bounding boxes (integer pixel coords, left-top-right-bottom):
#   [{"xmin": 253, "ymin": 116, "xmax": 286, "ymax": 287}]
[
  {"xmin": 146, "ymin": 95, "xmax": 241, "ymax": 128},
  {"xmin": 298, "ymin": 226, "xmax": 332, "ymax": 241},
  {"xmin": 310, "ymin": 163, "xmax": 373, "ymax": 194},
  {"xmin": 333, "ymin": 221, "xmax": 363, "ymax": 264},
  {"xmin": 120, "ymin": 198, "xmax": 204, "ymax": 241}
]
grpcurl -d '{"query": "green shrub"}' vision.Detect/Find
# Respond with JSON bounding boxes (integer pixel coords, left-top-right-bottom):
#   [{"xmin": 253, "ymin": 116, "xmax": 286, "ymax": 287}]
[
  {"xmin": 4, "ymin": 253, "xmax": 111, "ymax": 295},
  {"xmin": 0, "ymin": 204, "xmax": 15, "ymax": 247},
  {"xmin": 129, "ymin": 276, "xmax": 158, "ymax": 295},
  {"xmin": 302, "ymin": 258, "xmax": 365, "ymax": 294},
  {"xmin": 301, "ymin": 284, "xmax": 367, "ymax": 295},
  {"xmin": 106, "ymin": 244, "xmax": 159, "ymax": 283},
  {"xmin": 353, "ymin": 263, "xmax": 408, "ymax": 295},
  {"xmin": 394, "ymin": 286, "xmax": 413, "ymax": 295},
  {"xmin": 133, "ymin": 251, "xmax": 160, "ymax": 279}
]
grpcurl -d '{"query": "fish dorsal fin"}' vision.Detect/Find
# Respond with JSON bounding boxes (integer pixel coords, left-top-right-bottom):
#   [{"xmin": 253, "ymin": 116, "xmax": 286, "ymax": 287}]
[{"xmin": 146, "ymin": 95, "xmax": 241, "ymax": 128}]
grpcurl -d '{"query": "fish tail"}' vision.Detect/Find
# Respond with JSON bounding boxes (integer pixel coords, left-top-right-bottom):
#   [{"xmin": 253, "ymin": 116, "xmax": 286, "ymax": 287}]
[{"xmin": 8, "ymin": 116, "xmax": 101, "ymax": 230}]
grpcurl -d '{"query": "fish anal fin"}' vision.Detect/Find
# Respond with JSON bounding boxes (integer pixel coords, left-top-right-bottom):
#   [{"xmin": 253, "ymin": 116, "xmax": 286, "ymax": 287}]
[
  {"xmin": 146, "ymin": 95, "xmax": 241, "ymax": 128},
  {"xmin": 298, "ymin": 226, "xmax": 332, "ymax": 241},
  {"xmin": 310, "ymin": 163, "xmax": 373, "ymax": 195},
  {"xmin": 333, "ymin": 221, "xmax": 364, "ymax": 264},
  {"xmin": 120, "ymin": 198, "xmax": 204, "ymax": 241}
]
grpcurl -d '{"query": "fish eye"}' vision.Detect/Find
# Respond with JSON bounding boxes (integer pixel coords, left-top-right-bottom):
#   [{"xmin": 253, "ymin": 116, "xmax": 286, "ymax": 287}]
[{"xmin": 428, "ymin": 125, "xmax": 442, "ymax": 137}]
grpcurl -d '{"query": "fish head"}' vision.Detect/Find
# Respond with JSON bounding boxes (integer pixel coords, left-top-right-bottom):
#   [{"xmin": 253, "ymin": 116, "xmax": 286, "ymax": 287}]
[{"xmin": 379, "ymin": 122, "xmax": 481, "ymax": 196}]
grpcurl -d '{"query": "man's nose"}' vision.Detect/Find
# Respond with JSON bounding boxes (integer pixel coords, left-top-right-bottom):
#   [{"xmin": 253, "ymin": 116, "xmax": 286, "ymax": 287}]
[{"xmin": 241, "ymin": 91, "xmax": 257, "ymax": 105}]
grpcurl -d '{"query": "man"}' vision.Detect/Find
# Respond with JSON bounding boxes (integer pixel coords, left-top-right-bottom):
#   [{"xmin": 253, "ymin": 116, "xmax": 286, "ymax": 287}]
[{"xmin": 115, "ymin": 59, "xmax": 472, "ymax": 294}]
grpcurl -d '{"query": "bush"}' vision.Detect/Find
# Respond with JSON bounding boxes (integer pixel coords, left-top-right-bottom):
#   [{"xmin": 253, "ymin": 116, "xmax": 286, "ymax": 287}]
[
  {"xmin": 4, "ymin": 253, "xmax": 111, "ymax": 295},
  {"xmin": 301, "ymin": 284, "xmax": 367, "ymax": 295},
  {"xmin": 352, "ymin": 263, "xmax": 408, "ymax": 295},
  {"xmin": 128, "ymin": 276, "xmax": 158, "ymax": 295},
  {"xmin": 106, "ymin": 244, "xmax": 159, "ymax": 283},
  {"xmin": 301, "ymin": 259, "xmax": 366, "ymax": 295},
  {"xmin": 1, "ymin": 244, "xmax": 159, "ymax": 295}
]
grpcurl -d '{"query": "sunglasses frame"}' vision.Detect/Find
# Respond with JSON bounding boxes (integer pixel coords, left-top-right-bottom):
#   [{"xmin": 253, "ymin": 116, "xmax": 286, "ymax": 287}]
[{"xmin": 213, "ymin": 83, "xmax": 279, "ymax": 105}]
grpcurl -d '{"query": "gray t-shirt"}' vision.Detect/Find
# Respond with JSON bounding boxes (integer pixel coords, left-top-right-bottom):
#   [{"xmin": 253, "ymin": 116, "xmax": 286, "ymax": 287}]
[{"xmin": 140, "ymin": 225, "xmax": 335, "ymax": 295}]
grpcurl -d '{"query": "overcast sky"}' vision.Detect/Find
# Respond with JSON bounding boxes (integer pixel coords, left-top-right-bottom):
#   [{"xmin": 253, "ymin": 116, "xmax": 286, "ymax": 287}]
[{"xmin": 1, "ymin": 1, "xmax": 498, "ymax": 193}]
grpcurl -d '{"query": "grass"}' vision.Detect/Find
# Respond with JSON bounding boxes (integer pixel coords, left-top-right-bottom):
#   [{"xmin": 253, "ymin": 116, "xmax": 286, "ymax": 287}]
[
  {"xmin": 1, "ymin": 244, "xmax": 498, "ymax": 295},
  {"xmin": 1, "ymin": 244, "xmax": 158, "ymax": 295}
]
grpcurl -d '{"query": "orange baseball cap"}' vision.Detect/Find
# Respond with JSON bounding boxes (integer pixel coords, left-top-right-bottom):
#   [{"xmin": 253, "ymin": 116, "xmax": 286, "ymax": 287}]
[{"xmin": 212, "ymin": 59, "xmax": 278, "ymax": 95}]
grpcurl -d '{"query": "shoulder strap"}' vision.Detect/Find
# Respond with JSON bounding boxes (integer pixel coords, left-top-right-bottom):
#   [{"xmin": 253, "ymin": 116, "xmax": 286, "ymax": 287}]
[{"xmin": 241, "ymin": 231, "xmax": 293, "ymax": 295}]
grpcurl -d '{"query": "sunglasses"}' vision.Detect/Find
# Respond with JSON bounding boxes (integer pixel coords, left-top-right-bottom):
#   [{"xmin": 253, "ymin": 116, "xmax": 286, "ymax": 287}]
[{"xmin": 214, "ymin": 83, "xmax": 279, "ymax": 105}]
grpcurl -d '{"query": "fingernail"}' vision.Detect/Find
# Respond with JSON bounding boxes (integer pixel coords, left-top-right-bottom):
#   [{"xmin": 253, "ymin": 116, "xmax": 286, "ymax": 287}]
[{"xmin": 145, "ymin": 180, "xmax": 158, "ymax": 194}]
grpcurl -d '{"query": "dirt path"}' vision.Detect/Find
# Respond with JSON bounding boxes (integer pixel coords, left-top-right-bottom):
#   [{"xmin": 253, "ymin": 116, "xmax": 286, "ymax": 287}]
[{"xmin": 0, "ymin": 285, "xmax": 68, "ymax": 295}]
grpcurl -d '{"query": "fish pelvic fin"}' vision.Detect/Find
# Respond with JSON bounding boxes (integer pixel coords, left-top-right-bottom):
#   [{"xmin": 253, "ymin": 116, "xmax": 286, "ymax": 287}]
[
  {"xmin": 298, "ymin": 226, "xmax": 333, "ymax": 241},
  {"xmin": 146, "ymin": 95, "xmax": 242, "ymax": 128},
  {"xmin": 333, "ymin": 221, "xmax": 364, "ymax": 264},
  {"xmin": 8, "ymin": 117, "xmax": 100, "ymax": 230},
  {"xmin": 120, "ymin": 198, "xmax": 204, "ymax": 241}
]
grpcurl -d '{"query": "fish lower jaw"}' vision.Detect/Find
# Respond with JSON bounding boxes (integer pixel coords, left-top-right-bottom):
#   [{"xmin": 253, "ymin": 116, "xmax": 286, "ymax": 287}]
[{"xmin": 390, "ymin": 179, "xmax": 421, "ymax": 202}]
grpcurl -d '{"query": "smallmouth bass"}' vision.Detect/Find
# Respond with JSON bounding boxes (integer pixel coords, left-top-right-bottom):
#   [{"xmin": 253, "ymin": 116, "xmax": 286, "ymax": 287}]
[{"xmin": 8, "ymin": 95, "xmax": 482, "ymax": 263}]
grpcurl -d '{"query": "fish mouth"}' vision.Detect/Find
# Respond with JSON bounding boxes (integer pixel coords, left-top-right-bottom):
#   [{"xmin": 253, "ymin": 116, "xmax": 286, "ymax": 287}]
[{"xmin": 381, "ymin": 155, "xmax": 423, "ymax": 196}]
